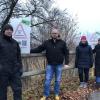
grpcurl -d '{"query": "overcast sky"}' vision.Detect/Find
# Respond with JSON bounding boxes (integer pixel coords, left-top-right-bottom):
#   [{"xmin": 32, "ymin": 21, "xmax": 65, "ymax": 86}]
[
  {"xmin": 55, "ymin": 0, "xmax": 100, "ymax": 33},
  {"xmin": 22, "ymin": 0, "xmax": 100, "ymax": 33}
]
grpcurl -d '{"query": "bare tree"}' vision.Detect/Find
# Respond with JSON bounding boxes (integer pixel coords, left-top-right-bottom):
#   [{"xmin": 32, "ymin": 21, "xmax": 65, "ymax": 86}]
[
  {"xmin": 0, "ymin": 0, "xmax": 55, "ymax": 31},
  {"xmin": 31, "ymin": 8, "xmax": 78, "ymax": 50},
  {"xmin": 0, "ymin": 0, "xmax": 19, "ymax": 32},
  {"xmin": 0, "ymin": 0, "xmax": 78, "ymax": 49}
]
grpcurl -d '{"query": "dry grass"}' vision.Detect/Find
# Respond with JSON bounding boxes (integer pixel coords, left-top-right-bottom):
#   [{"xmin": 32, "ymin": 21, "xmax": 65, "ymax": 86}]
[{"xmin": 8, "ymin": 77, "xmax": 100, "ymax": 100}]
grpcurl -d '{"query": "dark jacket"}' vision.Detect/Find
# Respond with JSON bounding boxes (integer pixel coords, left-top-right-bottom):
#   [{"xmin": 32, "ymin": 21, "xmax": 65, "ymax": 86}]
[
  {"xmin": 75, "ymin": 42, "xmax": 93, "ymax": 68},
  {"xmin": 0, "ymin": 35, "xmax": 23, "ymax": 74},
  {"xmin": 93, "ymin": 44, "xmax": 100, "ymax": 76},
  {"xmin": 31, "ymin": 39, "xmax": 69, "ymax": 65}
]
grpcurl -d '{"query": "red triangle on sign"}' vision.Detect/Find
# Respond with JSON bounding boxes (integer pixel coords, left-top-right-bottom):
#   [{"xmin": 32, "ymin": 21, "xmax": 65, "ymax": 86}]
[{"xmin": 13, "ymin": 24, "xmax": 27, "ymax": 39}]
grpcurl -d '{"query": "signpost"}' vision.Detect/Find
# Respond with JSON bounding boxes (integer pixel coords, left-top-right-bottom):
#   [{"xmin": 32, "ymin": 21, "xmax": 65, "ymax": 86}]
[{"xmin": 10, "ymin": 17, "xmax": 31, "ymax": 54}]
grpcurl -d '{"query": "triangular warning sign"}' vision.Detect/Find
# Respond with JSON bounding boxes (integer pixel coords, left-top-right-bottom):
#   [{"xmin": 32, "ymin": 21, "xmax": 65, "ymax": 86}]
[
  {"xmin": 13, "ymin": 24, "xmax": 27, "ymax": 39},
  {"xmin": 90, "ymin": 33, "xmax": 99, "ymax": 42}
]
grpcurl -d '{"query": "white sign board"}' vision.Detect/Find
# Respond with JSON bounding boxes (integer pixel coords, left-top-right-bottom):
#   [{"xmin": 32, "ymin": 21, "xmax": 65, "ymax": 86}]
[
  {"xmin": 10, "ymin": 17, "xmax": 31, "ymax": 54},
  {"xmin": 87, "ymin": 33, "xmax": 100, "ymax": 49}
]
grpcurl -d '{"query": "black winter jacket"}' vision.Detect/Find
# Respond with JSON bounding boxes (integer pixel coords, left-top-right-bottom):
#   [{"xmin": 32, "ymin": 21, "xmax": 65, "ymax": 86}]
[
  {"xmin": 75, "ymin": 42, "xmax": 93, "ymax": 68},
  {"xmin": 0, "ymin": 35, "xmax": 23, "ymax": 74},
  {"xmin": 93, "ymin": 44, "xmax": 100, "ymax": 66},
  {"xmin": 93, "ymin": 44, "xmax": 100, "ymax": 76},
  {"xmin": 31, "ymin": 39, "xmax": 69, "ymax": 65}
]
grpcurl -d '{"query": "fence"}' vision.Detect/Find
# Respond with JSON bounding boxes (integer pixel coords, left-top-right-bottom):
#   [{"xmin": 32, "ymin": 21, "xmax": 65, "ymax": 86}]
[{"xmin": 8, "ymin": 52, "xmax": 94, "ymax": 100}]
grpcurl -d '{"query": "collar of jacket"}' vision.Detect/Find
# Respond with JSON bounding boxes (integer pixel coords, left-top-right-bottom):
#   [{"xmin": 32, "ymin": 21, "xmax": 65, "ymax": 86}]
[
  {"xmin": 97, "ymin": 44, "xmax": 100, "ymax": 47},
  {"xmin": 3, "ymin": 34, "xmax": 12, "ymax": 42},
  {"xmin": 51, "ymin": 38, "xmax": 60, "ymax": 44},
  {"xmin": 79, "ymin": 41, "xmax": 88, "ymax": 47}
]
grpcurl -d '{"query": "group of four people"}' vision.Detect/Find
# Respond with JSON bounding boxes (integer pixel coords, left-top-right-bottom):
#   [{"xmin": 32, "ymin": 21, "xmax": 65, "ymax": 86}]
[{"xmin": 0, "ymin": 24, "xmax": 100, "ymax": 100}]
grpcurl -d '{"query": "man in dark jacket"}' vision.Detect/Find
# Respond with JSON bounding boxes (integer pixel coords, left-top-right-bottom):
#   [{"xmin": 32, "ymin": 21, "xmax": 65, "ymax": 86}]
[
  {"xmin": 0, "ymin": 24, "xmax": 23, "ymax": 100},
  {"xmin": 31, "ymin": 28, "xmax": 69, "ymax": 100},
  {"xmin": 93, "ymin": 38, "xmax": 100, "ymax": 87},
  {"xmin": 75, "ymin": 36, "xmax": 93, "ymax": 88}
]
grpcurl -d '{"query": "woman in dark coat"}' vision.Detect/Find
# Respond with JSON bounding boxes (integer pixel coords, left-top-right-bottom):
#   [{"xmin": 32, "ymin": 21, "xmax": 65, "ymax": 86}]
[
  {"xmin": 75, "ymin": 36, "xmax": 93, "ymax": 88},
  {"xmin": 93, "ymin": 38, "xmax": 100, "ymax": 86}
]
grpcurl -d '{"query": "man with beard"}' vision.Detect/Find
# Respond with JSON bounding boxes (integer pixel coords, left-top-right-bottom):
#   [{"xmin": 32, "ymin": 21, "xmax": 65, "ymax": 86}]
[{"xmin": 31, "ymin": 28, "xmax": 69, "ymax": 100}]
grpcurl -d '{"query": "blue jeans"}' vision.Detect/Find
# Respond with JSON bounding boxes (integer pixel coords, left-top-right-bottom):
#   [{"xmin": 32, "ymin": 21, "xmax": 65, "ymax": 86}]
[{"xmin": 44, "ymin": 64, "xmax": 62, "ymax": 97}]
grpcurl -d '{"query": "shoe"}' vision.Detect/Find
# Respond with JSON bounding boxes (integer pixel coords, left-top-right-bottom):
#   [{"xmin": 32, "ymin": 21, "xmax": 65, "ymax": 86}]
[
  {"xmin": 40, "ymin": 96, "xmax": 46, "ymax": 100},
  {"xmin": 55, "ymin": 95, "xmax": 60, "ymax": 100},
  {"xmin": 79, "ymin": 82, "xmax": 84, "ymax": 88},
  {"xmin": 83, "ymin": 82, "xmax": 88, "ymax": 88}
]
